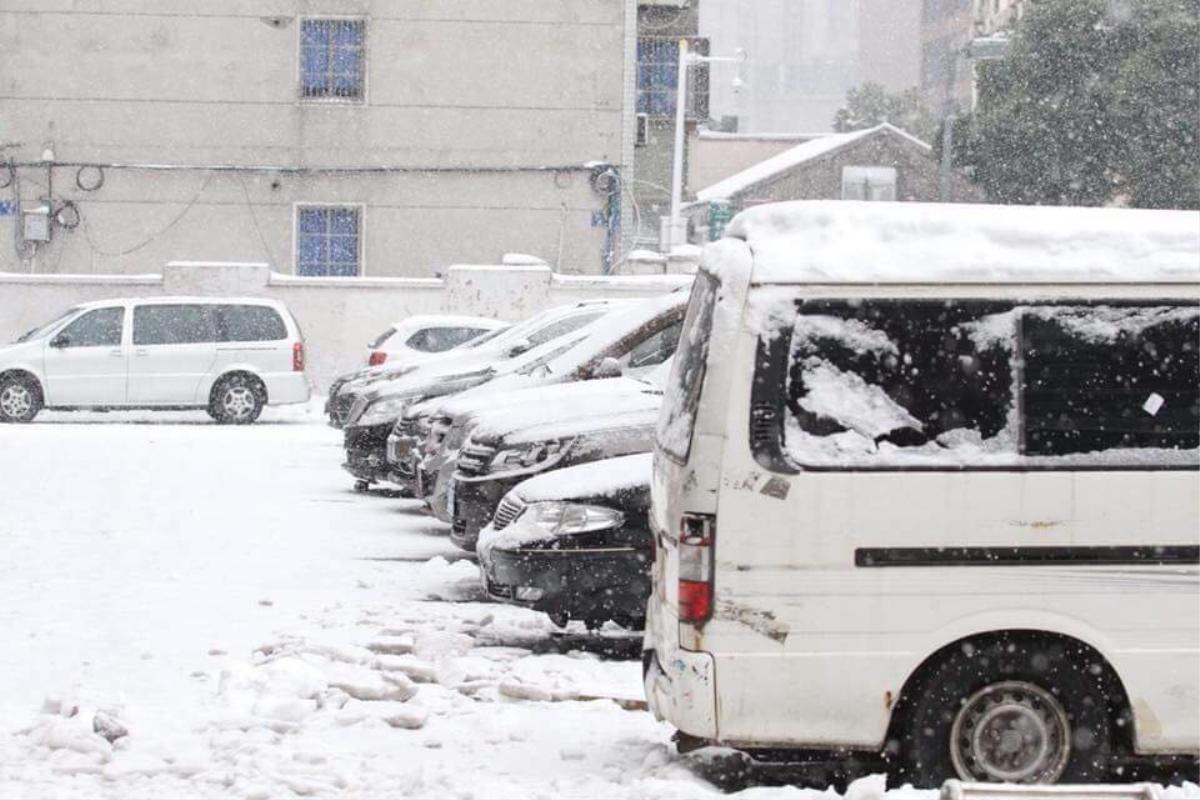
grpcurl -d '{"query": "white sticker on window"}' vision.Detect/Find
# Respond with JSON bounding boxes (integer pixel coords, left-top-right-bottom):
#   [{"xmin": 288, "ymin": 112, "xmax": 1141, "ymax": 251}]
[{"xmin": 1143, "ymin": 392, "xmax": 1165, "ymax": 416}]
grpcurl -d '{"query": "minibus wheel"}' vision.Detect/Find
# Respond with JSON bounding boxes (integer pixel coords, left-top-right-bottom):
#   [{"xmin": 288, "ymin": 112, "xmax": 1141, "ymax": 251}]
[
  {"xmin": 894, "ymin": 634, "xmax": 1113, "ymax": 787},
  {"xmin": 209, "ymin": 374, "xmax": 265, "ymax": 424}
]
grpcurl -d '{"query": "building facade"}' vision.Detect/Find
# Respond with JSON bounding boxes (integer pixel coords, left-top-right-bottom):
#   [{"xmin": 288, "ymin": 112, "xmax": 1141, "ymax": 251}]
[{"xmin": 0, "ymin": 0, "xmax": 640, "ymax": 277}]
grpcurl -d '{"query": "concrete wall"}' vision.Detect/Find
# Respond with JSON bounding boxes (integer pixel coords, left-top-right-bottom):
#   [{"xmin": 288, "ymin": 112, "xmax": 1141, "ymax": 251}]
[
  {"xmin": 0, "ymin": 0, "xmax": 631, "ymax": 276},
  {"xmin": 0, "ymin": 260, "xmax": 693, "ymax": 390}
]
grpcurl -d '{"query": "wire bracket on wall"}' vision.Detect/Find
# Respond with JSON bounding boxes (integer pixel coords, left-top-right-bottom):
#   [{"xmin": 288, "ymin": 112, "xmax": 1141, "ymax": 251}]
[{"xmin": 76, "ymin": 165, "xmax": 105, "ymax": 192}]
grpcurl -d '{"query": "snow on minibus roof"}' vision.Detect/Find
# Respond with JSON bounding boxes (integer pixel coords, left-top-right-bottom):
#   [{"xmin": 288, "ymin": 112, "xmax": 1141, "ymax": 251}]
[{"xmin": 722, "ymin": 201, "xmax": 1200, "ymax": 284}]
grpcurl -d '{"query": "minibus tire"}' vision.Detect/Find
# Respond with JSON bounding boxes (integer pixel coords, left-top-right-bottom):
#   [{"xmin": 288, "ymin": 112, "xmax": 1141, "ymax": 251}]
[
  {"xmin": 894, "ymin": 634, "xmax": 1113, "ymax": 787},
  {"xmin": 209, "ymin": 374, "xmax": 265, "ymax": 424},
  {"xmin": 0, "ymin": 373, "xmax": 43, "ymax": 423}
]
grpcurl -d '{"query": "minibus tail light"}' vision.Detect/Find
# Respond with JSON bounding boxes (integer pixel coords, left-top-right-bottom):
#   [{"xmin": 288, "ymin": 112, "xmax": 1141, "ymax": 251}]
[
  {"xmin": 368, "ymin": 351, "xmax": 387, "ymax": 367},
  {"xmin": 678, "ymin": 513, "xmax": 715, "ymax": 623},
  {"xmin": 293, "ymin": 342, "xmax": 305, "ymax": 372}
]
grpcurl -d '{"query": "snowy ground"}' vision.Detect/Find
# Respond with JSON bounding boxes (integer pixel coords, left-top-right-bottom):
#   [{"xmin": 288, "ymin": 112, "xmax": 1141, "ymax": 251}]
[{"xmin": 0, "ymin": 404, "xmax": 1194, "ymax": 799}]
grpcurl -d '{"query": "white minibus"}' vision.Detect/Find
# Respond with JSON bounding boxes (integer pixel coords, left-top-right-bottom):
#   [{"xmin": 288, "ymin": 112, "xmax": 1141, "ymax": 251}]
[{"xmin": 644, "ymin": 200, "xmax": 1200, "ymax": 787}]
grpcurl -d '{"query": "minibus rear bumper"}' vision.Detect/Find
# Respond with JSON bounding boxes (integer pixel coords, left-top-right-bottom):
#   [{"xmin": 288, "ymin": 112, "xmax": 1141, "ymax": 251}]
[{"xmin": 642, "ymin": 642, "xmax": 717, "ymax": 739}]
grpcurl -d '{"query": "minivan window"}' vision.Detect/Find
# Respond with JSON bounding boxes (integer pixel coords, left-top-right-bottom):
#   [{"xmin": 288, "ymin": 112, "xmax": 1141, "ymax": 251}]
[
  {"xmin": 133, "ymin": 304, "xmax": 215, "ymax": 346},
  {"xmin": 753, "ymin": 299, "xmax": 1200, "ymax": 470},
  {"xmin": 57, "ymin": 307, "xmax": 124, "ymax": 348},
  {"xmin": 18, "ymin": 307, "xmax": 81, "ymax": 343},
  {"xmin": 657, "ymin": 272, "xmax": 719, "ymax": 463},
  {"xmin": 215, "ymin": 305, "xmax": 287, "ymax": 342}
]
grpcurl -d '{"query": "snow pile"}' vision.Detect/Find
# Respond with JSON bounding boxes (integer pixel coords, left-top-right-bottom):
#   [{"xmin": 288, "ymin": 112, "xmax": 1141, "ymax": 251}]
[{"xmin": 796, "ymin": 360, "xmax": 923, "ymax": 440}]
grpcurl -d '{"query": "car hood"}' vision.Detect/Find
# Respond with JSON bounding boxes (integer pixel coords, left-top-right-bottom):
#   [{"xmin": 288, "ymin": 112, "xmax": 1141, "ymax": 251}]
[
  {"xmin": 511, "ymin": 452, "xmax": 652, "ymax": 505},
  {"xmin": 478, "ymin": 405, "xmax": 660, "ymax": 448},
  {"xmin": 468, "ymin": 390, "xmax": 661, "ymax": 444},
  {"xmin": 416, "ymin": 376, "xmax": 660, "ymax": 424}
]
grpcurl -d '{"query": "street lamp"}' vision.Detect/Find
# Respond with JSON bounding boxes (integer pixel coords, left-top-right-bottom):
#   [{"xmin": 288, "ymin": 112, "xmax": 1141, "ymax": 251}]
[
  {"xmin": 939, "ymin": 34, "xmax": 1012, "ymax": 202},
  {"xmin": 662, "ymin": 40, "xmax": 746, "ymax": 252}
]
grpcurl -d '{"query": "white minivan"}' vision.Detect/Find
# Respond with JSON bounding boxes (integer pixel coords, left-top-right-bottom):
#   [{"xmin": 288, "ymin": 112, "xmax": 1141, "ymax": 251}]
[
  {"xmin": 0, "ymin": 297, "xmax": 310, "ymax": 423},
  {"xmin": 644, "ymin": 201, "xmax": 1200, "ymax": 787}
]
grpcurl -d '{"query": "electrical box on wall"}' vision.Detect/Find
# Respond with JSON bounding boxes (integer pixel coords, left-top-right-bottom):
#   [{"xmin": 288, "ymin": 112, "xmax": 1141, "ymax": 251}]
[{"xmin": 23, "ymin": 207, "xmax": 50, "ymax": 242}]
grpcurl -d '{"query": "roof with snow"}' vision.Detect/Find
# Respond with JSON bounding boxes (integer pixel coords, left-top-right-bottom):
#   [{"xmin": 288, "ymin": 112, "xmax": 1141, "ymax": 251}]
[
  {"xmin": 720, "ymin": 200, "xmax": 1200, "ymax": 284},
  {"xmin": 695, "ymin": 123, "xmax": 930, "ymax": 203}
]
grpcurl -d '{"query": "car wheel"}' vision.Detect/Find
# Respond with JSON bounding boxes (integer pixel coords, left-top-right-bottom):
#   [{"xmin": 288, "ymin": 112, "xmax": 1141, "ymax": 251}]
[
  {"xmin": 210, "ymin": 375, "xmax": 264, "ymax": 424},
  {"xmin": 0, "ymin": 375, "xmax": 42, "ymax": 423},
  {"xmin": 893, "ymin": 635, "xmax": 1113, "ymax": 788},
  {"xmin": 353, "ymin": 479, "xmax": 371, "ymax": 493}
]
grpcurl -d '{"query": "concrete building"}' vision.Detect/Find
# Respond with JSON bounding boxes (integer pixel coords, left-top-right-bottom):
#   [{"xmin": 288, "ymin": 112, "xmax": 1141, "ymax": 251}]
[
  {"xmin": 686, "ymin": 123, "xmax": 982, "ymax": 240},
  {"xmin": 0, "ymin": 0, "xmax": 643, "ymax": 278}
]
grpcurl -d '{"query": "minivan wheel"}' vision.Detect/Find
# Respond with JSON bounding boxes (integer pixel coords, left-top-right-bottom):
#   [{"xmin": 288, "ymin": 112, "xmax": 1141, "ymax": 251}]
[
  {"xmin": 893, "ymin": 636, "xmax": 1113, "ymax": 788},
  {"xmin": 210, "ymin": 375, "xmax": 264, "ymax": 424},
  {"xmin": 0, "ymin": 375, "xmax": 42, "ymax": 423}
]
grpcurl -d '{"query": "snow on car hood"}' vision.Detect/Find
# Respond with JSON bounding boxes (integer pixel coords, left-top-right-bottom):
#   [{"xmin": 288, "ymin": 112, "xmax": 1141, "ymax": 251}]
[
  {"xmin": 512, "ymin": 452, "xmax": 652, "ymax": 504},
  {"xmin": 477, "ymin": 405, "xmax": 660, "ymax": 448},
  {"xmin": 415, "ymin": 376, "xmax": 661, "ymax": 424},
  {"xmin": 467, "ymin": 386, "xmax": 661, "ymax": 444}
]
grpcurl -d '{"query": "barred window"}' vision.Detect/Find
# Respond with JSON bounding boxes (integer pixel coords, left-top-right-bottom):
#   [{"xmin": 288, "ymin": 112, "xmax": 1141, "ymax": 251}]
[
  {"xmin": 296, "ymin": 206, "xmax": 361, "ymax": 277},
  {"xmin": 300, "ymin": 19, "xmax": 365, "ymax": 100},
  {"xmin": 636, "ymin": 37, "xmax": 710, "ymax": 118}
]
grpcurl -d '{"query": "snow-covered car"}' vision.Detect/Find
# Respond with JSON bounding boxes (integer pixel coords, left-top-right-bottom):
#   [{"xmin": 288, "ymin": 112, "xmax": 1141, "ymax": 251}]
[
  {"xmin": 477, "ymin": 453, "xmax": 653, "ymax": 630},
  {"xmin": 362, "ymin": 315, "xmax": 508, "ymax": 367},
  {"xmin": 325, "ymin": 300, "xmax": 616, "ymax": 428},
  {"xmin": 342, "ymin": 294, "xmax": 683, "ymax": 491},
  {"xmin": 388, "ymin": 359, "xmax": 673, "ymax": 520},
  {"xmin": 447, "ymin": 397, "xmax": 661, "ymax": 552},
  {"xmin": 0, "ymin": 297, "xmax": 310, "ymax": 424},
  {"xmin": 396, "ymin": 374, "xmax": 666, "ymax": 522}
]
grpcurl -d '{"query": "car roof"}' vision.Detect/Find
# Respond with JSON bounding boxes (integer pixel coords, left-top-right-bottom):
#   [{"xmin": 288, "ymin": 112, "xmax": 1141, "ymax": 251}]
[
  {"xmin": 74, "ymin": 296, "xmax": 288, "ymax": 309},
  {"xmin": 388, "ymin": 315, "xmax": 506, "ymax": 331},
  {"xmin": 721, "ymin": 200, "xmax": 1200, "ymax": 286}
]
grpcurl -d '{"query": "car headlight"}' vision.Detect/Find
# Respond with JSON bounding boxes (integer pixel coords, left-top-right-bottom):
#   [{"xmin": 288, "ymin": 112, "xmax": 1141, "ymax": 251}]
[
  {"xmin": 358, "ymin": 396, "xmax": 412, "ymax": 426},
  {"xmin": 525, "ymin": 502, "xmax": 625, "ymax": 536},
  {"xmin": 488, "ymin": 439, "xmax": 573, "ymax": 477}
]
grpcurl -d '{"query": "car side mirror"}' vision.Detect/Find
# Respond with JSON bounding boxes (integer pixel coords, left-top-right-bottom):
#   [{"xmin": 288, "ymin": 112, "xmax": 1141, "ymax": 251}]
[
  {"xmin": 592, "ymin": 357, "xmax": 623, "ymax": 379},
  {"xmin": 504, "ymin": 338, "xmax": 532, "ymax": 357},
  {"xmin": 50, "ymin": 333, "xmax": 70, "ymax": 349}
]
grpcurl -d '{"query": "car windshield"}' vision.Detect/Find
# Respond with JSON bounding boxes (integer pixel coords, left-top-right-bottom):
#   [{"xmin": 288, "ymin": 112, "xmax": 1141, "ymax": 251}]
[
  {"xmin": 16, "ymin": 307, "xmax": 81, "ymax": 343},
  {"xmin": 464, "ymin": 326, "xmax": 509, "ymax": 348}
]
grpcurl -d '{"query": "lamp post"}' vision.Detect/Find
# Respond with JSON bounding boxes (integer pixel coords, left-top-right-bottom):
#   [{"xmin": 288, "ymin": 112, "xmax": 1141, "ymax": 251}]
[
  {"xmin": 939, "ymin": 34, "xmax": 1012, "ymax": 202},
  {"xmin": 662, "ymin": 41, "xmax": 746, "ymax": 252}
]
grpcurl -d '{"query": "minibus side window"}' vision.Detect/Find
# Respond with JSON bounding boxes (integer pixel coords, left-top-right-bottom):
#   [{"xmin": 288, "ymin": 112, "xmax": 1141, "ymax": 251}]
[
  {"xmin": 754, "ymin": 300, "xmax": 1200, "ymax": 470},
  {"xmin": 657, "ymin": 273, "xmax": 719, "ymax": 462}
]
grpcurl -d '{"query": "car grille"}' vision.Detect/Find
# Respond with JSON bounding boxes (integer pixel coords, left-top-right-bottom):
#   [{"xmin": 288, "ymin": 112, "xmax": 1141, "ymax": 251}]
[
  {"xmin": 457, "ymin": 441, "xmax": 497, "ymax": 477},
  {"xmin": 491, "ymin": 497, "xmax": 526, "ymax": 531}
]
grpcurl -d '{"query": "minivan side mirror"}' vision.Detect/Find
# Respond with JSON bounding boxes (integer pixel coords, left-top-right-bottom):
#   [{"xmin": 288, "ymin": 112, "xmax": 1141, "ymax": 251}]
[
  {"xmin": 50, "ymin": 333, "xmax": 70, "ymax": 349},
  {"xmin": 504, "ymin": 338, "xmax": 532, "ymax": 357},
  {"xmin": 591, "ymin": 357, "xmax": 623, "ymax": 379}
]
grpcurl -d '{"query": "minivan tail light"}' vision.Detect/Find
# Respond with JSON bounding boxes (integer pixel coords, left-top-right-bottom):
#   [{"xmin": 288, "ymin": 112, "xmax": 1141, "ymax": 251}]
[
  {"xmin": 292, "ymin": 342, "xmax": 305, "ymax": 372},
  {"xmin": 678, "ymin": 512, "xmax": 715, "ymax": 623},
  {"xmin": 368, "ymin": 351, "xmax": 387, "ymax": 366}
]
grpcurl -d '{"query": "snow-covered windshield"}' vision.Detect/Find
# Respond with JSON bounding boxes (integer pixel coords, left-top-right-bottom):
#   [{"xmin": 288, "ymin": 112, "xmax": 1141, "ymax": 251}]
[
  {"xmin": 16, "ymin": 307, "xmax": 81, "ymax": 343},
  {"xmin": 760, "ymin": 299, "xmax": 1200, "ymax": 468}
]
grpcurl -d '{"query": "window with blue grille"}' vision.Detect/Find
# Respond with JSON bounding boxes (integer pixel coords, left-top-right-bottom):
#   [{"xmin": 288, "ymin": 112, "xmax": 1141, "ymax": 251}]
[
  {"xmin": 296, "ymin": 206, "xmax": 361, "ymax": 276},
  {"xmin": 637, "ymin": 37, "xmax": 709, "ymax": 118},
  {"xmin": 300, "ymin": 19, "xmax": 365, "ymax": 100}
]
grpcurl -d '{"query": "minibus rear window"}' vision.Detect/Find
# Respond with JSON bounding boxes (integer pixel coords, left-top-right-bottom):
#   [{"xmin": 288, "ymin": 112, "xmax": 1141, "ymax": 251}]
[
  {"xmin": 657, "ymin": 272, "xmax": 719, "ymax": 462},
  {"xmin": 750, "ymin": 299, "xmax": 1200, "ymax": 471}
]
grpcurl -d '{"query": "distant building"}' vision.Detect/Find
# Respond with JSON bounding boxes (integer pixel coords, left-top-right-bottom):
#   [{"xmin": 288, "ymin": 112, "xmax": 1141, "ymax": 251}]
[
  {"xmin": 920, "ymin": 0, "xmax": 1025, "ymax": 113},
  {"xmin": 0, "ymin": 1, "xmax": 641, "ymax": 277},
  {"xmin": 858, "ymin": 0, "xmax": 923, "ymax": 92},
  {"xmin": 686, "ymin": 123, "xmax": 982, "ymax": 240},
  {"xmin": 629, "ymin": 1, "xmax": 706, "ymax": 250}
]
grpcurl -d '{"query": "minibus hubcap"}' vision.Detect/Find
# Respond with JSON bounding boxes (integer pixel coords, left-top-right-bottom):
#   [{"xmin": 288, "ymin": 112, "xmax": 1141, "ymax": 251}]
[
  {"xmin": 0, "ymin": 385, "xmax": 32, "ymax": 417},
  {"xmin": 223, "ymin": 386, "xmax": 255, "ymax": 419},
  {"xmin": 950, "ymin": 680, "xmax": 1070, "ymax": 783}
]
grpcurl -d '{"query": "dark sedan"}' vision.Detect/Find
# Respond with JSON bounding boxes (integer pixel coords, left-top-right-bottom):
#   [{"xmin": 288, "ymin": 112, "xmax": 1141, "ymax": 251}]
[{"xmin": 476, "ymin": 453, "xmax": 652, "ymax": 629}]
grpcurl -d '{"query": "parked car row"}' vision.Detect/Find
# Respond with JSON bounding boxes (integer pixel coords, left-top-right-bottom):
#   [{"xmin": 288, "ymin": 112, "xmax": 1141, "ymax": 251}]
[{"xmin": 330, "ymin": 293, "xmax": 686, "ymax": 629}]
